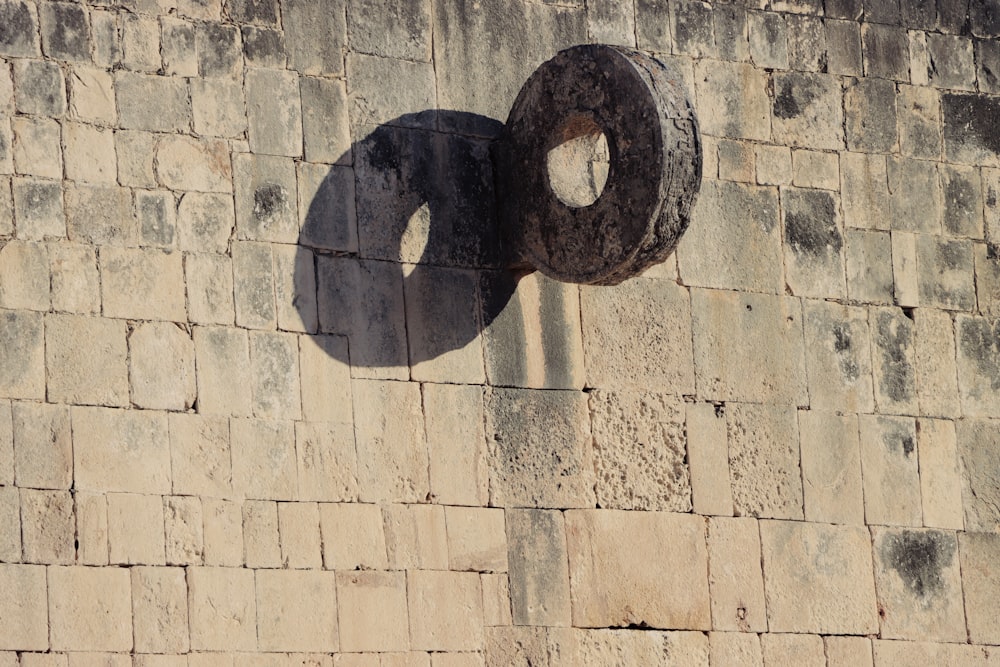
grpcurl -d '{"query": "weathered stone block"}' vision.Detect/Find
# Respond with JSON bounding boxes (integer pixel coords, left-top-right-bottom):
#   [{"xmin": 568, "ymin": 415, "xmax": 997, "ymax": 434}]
[
  {"xmin": 872, "ymin": 528, "xmax": 965, "ymax": 641},
  {"xmin": 841, "ymin": 152, "xmax": 890, "ymax": 230},
  {"xmin": 49, "ymin": 567, "xmax": 131, "ymax": 652},
  {"xmin": 75, "ymin": 492, "xmax": 107, "ymax": 566},
  {"xmin": 892, "ymin": 231, "xmax": 919, "ymax": 307},
  {"xmin": 974, "ymin": 244, "xmax": 1000, "ymax": 315},
  {"xmin": 39, "ymin": 2, "xmax": 90, "ymax": 62},
  {"xmin": 101, "ymin": 247, "xmax": 185, "ymax": 321},
  {"xmin": 859, "ymin": 415, "xmax": 921, "ymax": 526},
  {"xmin": 155, "ymin": 135, "xmax": 231, "ymax": 193},
  {"xmin": 193, "ymin": 326, "xmax": 252, "ymax": 416},
  {"xmin": 12, "ymin": 402, "xmax": 71, "ymax": 489},
  {"xmin": 107, "ymin": 492, "xmax": 166, "ymax": 565},
  {"xmin": 799, "ymin": 410, "xmax": 864, "ymax": 524},
  {"xmin": 349, "ymin": 0, "xmax": 431, "ymax": 61},
  {"xmin": 870, "ymin": 307, "xmax": 918, "ymax": 414},
  {"xmin": 0, "ymin": 310, "xmax": 43, "ymax": 400},
  {"xmin": 20, "ymin": 488, "xmax": 73, "ymax": 563},
  {"xmin": 790, "ymin": 150, "xmax": 838, "ymax": 190},
  {"xmin": 761, "ymin": 520, "xmax": 877, "ymax": 634},
  {"xmin": 785, "ymin": 14, "xmax": 825, "ymax": 72},
  {"xmin": 978, "ymin": 38, "xmax": 1000, "ymax": 93},
  {"xmin": 90, "ymin": 8, "xmax": 119, "ymax": 67},
  {"xmin": 506, "ymin": 509, "xmax": 570, "ymax": 627},
  {"xmin": 0, "ymin": 1, "xmax": 39, "ymax": 57},
  {"xmin": 161, "ymin": 17, "xmax": 197, "ymax": 77},
  {"xmin": 956, "ymin": 419, "xmax": 1000, "ymax": 531},
  {"xmin": 710, "ymin": 632, "xmax": 762, "ymax": 667},
  {"xmin": 191, "ymin": 78, "xmax": 247, "ymax": 138},
  {"xmin": 297, "ymin": 163, "xmax": 357, "ymax": 252},
  {"xmin": 352, "ymin": 379, "xmax": 428, "ymax": 503},
  {"xmin": 246, "ymin": 68, "xmax": 302, "ymax": 157},
  {"xmin": 298, "ymin": 335, "xmax": 352, "ymax": 425},
  {"xmin": 383, "ymin": 503, "xmax": 447, "ymax": 570},
  {"xmin": 694, "ymin": 61, "xmax": 770, "ymax": 141},
  {"xmin": 671, "ymin": 0, "xmax": 715, "ymax": 58},
  {"xmin": 281, "ymin": 0, "xmax": 345, "ymax": 75},
  {"xmin": 169, "ymin": 413, "xmax": 231, "ymax": 498},
  {"xmin": 319, "ymin": 503, "xmax": 387, "ymax": 570},
  {"xmin": 846, "ymin": 230, "xmax": 893, "ymax": 304},
  {"xmin": 445, "ymin": 506, "xmax": 506, "ymax": 573},
  {"xmin": 959, "ymin": 532, "xmax": 1000, "ymax": 644},
  {"xmin": 0, "ymin": 490, "xmax": 15, "ymax": 558},
  {"xmin": 10, "ymin": 177, "xmax": 60, "ymax": 241},
  {"xmin": 196, "ymin": 22, "xmax": 240, "ymax": 78},
  {"xmin": 914, "ymin": 309, "xmax": 960, "ymax": 418},
  {"xmin": 177, "ymin": 192, "xmax": 234, "ymax": 253},
  {"xmin": 707, "ymin": 516, "xmax": 766, "ymax": 632},
  {"xmin": 939, "ymin": 163, "xmax": 982, "ymax": 238},
  {"xmin": 132, "ymin": 567, "xmax": 189, "ymax": 654},
  {"xmin": 299, "ymin": 77, "xmax": 350, "ymax": 164},
  {"xmin": 712, "ymin": 5, "xmax": 748, "ymax": 62},
  {"xmin": 587, "ymin": 0, "xmax": 636, "ymax": 47},
  {"xmin": 925, "ymin": 34, "xmax": 975, "ymax": 90},
  {"xmin": 249, "ymin": 331, "xmax": 301, "ymax": 420},
  {"xmin": 232, "ymin": 241, "xmax": 275, "ymax": 329},
  {"xmin": 241, "ymin": 26, "xmax": 284, "ymax": 67},
  {"xmin": 955, "ymin": 314, "xmax": 1000, "ymax": 417},
  {"xmin": 337, "ymin": 571, "xmax": 408, "ymax": 652},
  {"xmin": 686, "ymin": 402, "xmax": 732, "ymax": 516},
  {"xmin": 186, "ymin": 253, "xmax": 234, "ymax": 326},
  {"xmin": 566, "ymin": 510, "xmax": 710, "ymax": 630},
  {"xmin": 0, "ymin": 564, "xmax": 46, "ymax": 650},
  {"xmin": 771, "ymin": 72, "xmax": 843, "ymax": 151},
  {"xmin": 235, "ymin": 155, "xmax": 298, "ymax": 245},
  {"xmin": 747, "ymin": 11, "xmax": 787, "ymax": 70},
  {"xmin": 717, "ymin": 139, "xmax": 755, "ymax": 183},
  {"xmin": 890, "ymin": 158, "xmax": 942, "ymax": 236},
  {"xmin": 230, "ymin": 418, "xmax": 296, "ymax": 500},
  {"xmin": 276, "ymin": 501, "xmax": 321, "ymax": 568},
  {"xmin": 760, "ymin": 634, "xmax": 825, "ymax": 665},
  {"xmin": 242, "ymin": 499, "xmax": 280, "ymax": 568},
  {"xmin": 73, "ymin": 406, "xmax": 170, "ymax": 494},
  {"xmin": 862, "ymin": 23, "xmax": 909, "ymax": 81},
  {"xmin": 0, "ymin": 241, "xmax": 48, "ymax": 311},
  {"xmin": 135, "ymin": 190, "xmax": 175, "ymax": 247},
  {"xmin": 781, "ymin": 187, "xmax": 845, "ymax": 298},
  {"xmin": 424, "ymin": 382, "xmax": 487, "ymax": 506},
  {"xmin": 917, "ymin": 418, "xmax": 963, "ymax": 529},
  {"xmin": 727, "ymin": 403, "xmax": 803, "ymax": 519},
  {"xmin": 691, "ymin": 289, "xmax": 807, "ymax": 404},
  {"xmin": 12, "ymin": 117, "xmax": 60, "ymax": 179},
  {"xmin": 257, "ymin": 569, "xmax": 338, "ymax": 652},
  {"xmin": 121, "ymin": 14, "xmax": 160, "ymax": 73},
  {"xmin": 826, "ymin": 19, "xmax": 862, "ymax": 76},
  {"xmin": 409, "ymin": 570, "xmax": 484, "ymax": 651},
  {"xmin": 845, "ymin": 77, "xmax": 897, "ymax": 153},
  {"xmin": 202, "ymin": 498, "xmax": 242, "ymax": 566},
  {"xmin": 485, "ymin": 387, "xmax": 594, "ymax": 508},
  {"xmin": 13, "ymin": 59, "xmax": 64, "ymax": 117},
  {"xmin": 589, "ymin": 390, "xmax": 690, "ymax": 512},
  {"xmin": 115, "ymin": 130, "xmax": 156, "ymax": 188},
  {"xmin": 295, "ymin": 421, "xmax": 357, "ymax": 502},
  {"xmin": 754, "ymin": 144, "xmax": 791, "ymax": 186},
  {"xmin": 116, "ymin": 72, "xmax": 190, "ymax": 132},
  {"xmin": 130, "ymin": 322, "xmax": 195, "ymax": 410},
  {"xmin": 897, "ymin": 85, "xmax": 941, "ymax": 160},
  {"xmin": 943, "ymin": 92, "xmax": 1000, "ymax": 167},
  {"xmin": 804, "ymin": 301, "xmax": 874, "ymax": 412},
  {"xmin": 548, "ymin": 628, "xmax": 709, "ymax": 667},
  {"xmin": 188, "ymin": 567, "xmax": 257, "ymax": 651},
  {"xmin": 46, "ymin": 313, "xmax": 127, "ymax": 406},
  {"xmin": 164, "ymin": 495, "xmax": 204, "ymax": 565}
]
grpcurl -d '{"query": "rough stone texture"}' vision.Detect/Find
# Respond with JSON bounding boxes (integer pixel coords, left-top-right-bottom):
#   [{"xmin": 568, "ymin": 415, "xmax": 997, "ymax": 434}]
[
  {"xmin": 320, "ymin": 503, "xmax": 387, "ymax": 571},
  {"xmin": 12, "ymin": 402, "xmax": 71, "ymax": 489},
  {"xmin": 547, "ymin": 628, "xmax": 709, "ymax": 666},
  {"xmin": 782, "ymin": 187, "xmax": 846, "ymax": 298},
  {"xmin": 188, "ymin": 567, "xmax": 257, "ymax": 651},
  {"xmin": 506, "ymin": 509, "xmax": 570, "ymax": 627},
  {"xmin": 383, "ymin": 503, "xmax": 447, "ymax": 571},
  {"xmin": 760, "ymin": 520, "xmax": 878, "ymax": 634},
  {"xmin": 842, "ymin": 152, "xmax": 890, "ymax": 230},
  {"xmin": 21, "ymin": 488, "xmax": 74, "ymax": 564},
  {"xmin": 914, "ymin": 309, "xmax": 960, "ymax": 418},
  {"xmin": 132, "ymin": 567, "xmax": 189, "ymax": 654},
  {"xmin": 695, "ymin": 61, "xmax": 770, "ymax": 141},
  {"xmin": 193, "ymin": 326, "xmax": 252, "ymax": 417},
  {"xmin": 727, "ymin": 403, "xmax": 803, "ymax": 520},
  {"xmin": 337, "ymin": 571, "xmax": 408, "ymax": 652},
  {"xmin": 959, "ymin": 532, "xmax": 1000, "ymax": 645},
  {"xmin": 802, "ymin": 300, "xmax": 874, "ymax": 412},
  {"xmin": 46, "ymin": 314, "xmax": 128, "ymax": 407},
  {"xmin": 72, "ymin": 407, "xmax": 170, "ymax": 495},
  {"xmin": 956, "ymin": 419, "xmax": 1000, "ymax": 532},
  {"xmin": 0, "ymin": 564, "xmax": 47, "ymax": 650},
  {"xmin": 799, "ymin": 411, "xmax": 864, "ymax": 525},
  {"xmin": 256, "ymin": 570, "xmax": 339, "ymax": 652},
  {"xmin": 916, "ymin": 418, "xmax": 963, "ymax": 530},
  {"xmin": 408, "ymin": 570, "xmax": 485, "ymax": 651},
  {"xmin": 771, "ymin": 73, "xmax": 844, "ymax": 151},
  {"xmin": 955, "ymin": 315, "xmax": 1000, "ymax": 417},
  {"xmin": 859, "ymin": 415, "xmax": 921, "ymax": 527},
  {"xmin": 445, "ymin": 506, "xmax": 506, "ymax": 573},
  {"xmin": 130, "ymin": 322, "xmax": 196, "ymax": 411},
  {"xmin": 870, "ymin": 307, "xmax": 919, "ymax": 415},
  {"xmin": 424, "ymin": 382, "xmax": 488, "ymax": 507},
  {"xmin": 707, "ymin": 517, "xmax": 766, "ymax": 632},
  {"xmin": 686, "ymin": 402, "xmax": 733, "ymax": 516},
  {"xmin": 107, "ymin": 492, "xmax": 166, "ymax": 565}
]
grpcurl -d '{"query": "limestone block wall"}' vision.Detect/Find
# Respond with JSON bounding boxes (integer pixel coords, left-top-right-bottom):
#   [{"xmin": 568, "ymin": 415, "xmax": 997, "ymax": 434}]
[{"xmin": 1, "ymin": 0, "xmax": 1000, "ymax": 664}]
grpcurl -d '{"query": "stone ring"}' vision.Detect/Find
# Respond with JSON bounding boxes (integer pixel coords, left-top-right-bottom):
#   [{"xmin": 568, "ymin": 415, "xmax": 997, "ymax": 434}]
[{"xmin": 494, "ymin": 44, "xmax": 703, "ymax": 285}]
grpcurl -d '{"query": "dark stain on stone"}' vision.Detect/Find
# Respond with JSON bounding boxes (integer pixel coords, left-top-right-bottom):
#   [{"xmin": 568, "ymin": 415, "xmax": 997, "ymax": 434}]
[
  {"xmin": 773, "ymin": 84, "xmax": 801, "ymax": 119},
  {"xmin": 876, "ymin": 310, "xmax": 915, "ymax": 404},
  {"xmin": 241, "ymin": 26, "xmax": 284, "ymax": 65},
  {"xmin": 882, "ymin": 530, "xmax": 955, "ymax": 599},
  {"xmin": 958, "ymin": 317, "xmax": 1000, "ymax": 390},
  {"xmin": 226, "ymin": 0, "xmax": 280, "ymax": 25},
  {"xmin": 833, "ymin": 323, "xmax": 852, "ymax": 353},
  {"xmin": 832, "ymin": 322, "xmax": 861, "ymax": 382},
  {"xmin": 0, "ymin": 1, "xmax": 34, "ymax": 52},
  {"xmin": 944, "ymin": 172, "xmax": 979, "ymax": 234},
  {"xmin": 937, "ymin": 239, "xmax": 969, "ymax": 271},
  {"xmin": 971, "ymin": 0, "xmax": 1000, "ymax": 36},
  {"xmin": 986, "ymin": 185, "xmax": 997, "ymax": 208},
  {"xmin": 943, "ymin": 93, "xmax": 1000, "ymax": 157},
  {"xmin": 199, "ymin": 23, "xmax": 240, "ymax": 76},
  {"xmin": 784, "ymin": 190, "xmax": 842, "ymax": 258},
  {"xmin": 43, "ymin": 3, "xmax": 91, "ymax": 60},
  {"xmin": 880, "ymin": 420, "xmax": 915, "ymax": 458},
  {"xmin": 253, "ymin": 183, "xmax": 287, "ymax": 221}
]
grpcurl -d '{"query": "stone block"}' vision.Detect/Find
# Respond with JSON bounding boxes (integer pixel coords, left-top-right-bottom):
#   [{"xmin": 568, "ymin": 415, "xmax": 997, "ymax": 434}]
[
  {"xmin": 230, "ymin": 418, "xmax": 296, "ymax": 500},
  {"xmin": 74, "ymin": 492, "xmax": 107, "ymax": 566},
  {"xmin": 790, "ymin": 150, "xmax": 838, "ymax": 190},
  {"xmin": 727, "ymin": 403, "xmax": 803, "ymax": 520},
  {"xmin": 202, "ymin": 498, "xmax": 242, "ymax": 566},
  {"xmin": 72, "ymin": 406, "xmax": 170, "ymax": 494},
  {"xmin": 504, "ymin": 509, "xmax": 570, "ymax": 628},
  {"xmin": 761, "ymin": 520, "xmax": 877, "ymax": 634},
  {"xmin": 12, "ymin": 116, "xmax": 61, "ymax": 179},
  {"xmin": 38, "ymin": 2, "xmax": 90, "ymax": 61},
  {"xmin": 860, "ymin": 415, "xmax": 921, "ymax": 526},
  {"xmin": 272, "ymin": 245, "xmax": 314, "ymax": 333},
  {"xmin": 956, "ymin": 419, "xmax": 1000, "ymax": 531},
  {"xmin": 296, "ymin": 78, "xmax": 350, "ymax": 165},
  {"xmin": 65, "ymin": 184, "xmax": 134, "ymax": 246},
  {"xmin": 785, "ymin": 15, "xmax": 825, "ymax": 72},
  {"xmin": 107, "ymin": 492, "xmax": 165, "ymax": 565},
  {"xmin": 349, "ymin": 0, "xmax": 431, "ymax": 61},
  {"xmin": 754, "ymin": 144, "xmax": 791, "ymax": 187},
  {"xmin": 49, "ymin": 566, "xmax": 132, "ymax": 652},
  {"xmin": 955, "ymin": 314, "xmax": 1000, "ymax": 417},
  {"xmin": 101, "ymin": 247, "xmax": 185, "ymax": 321},
  {"xmin": 713, "ymin": 5, "xmax": 748, "ymax": 62},
  {"xmin": 678, "ymin": 180, "xmax": 781, "ymax": 293},
  {"xmin": 589, "ymin": 390, "xmax": 690, "ymax": 512},
  {"xmin": 943, "ymin": 92, "xmax": 1000, "ymax": 168},
  {"xmin": 319, "ymin": 503, "xmax": 386, "ymax": 570},
  {"xmin": 799, "ymin": 411, "xmax": 864, "ymax": 524},
  {"xmin": 352, "ymin": 379, "xmax": 428, "ymax": 503},
  {"xmin": 870, "ymin": 307, "xmax": 919, "ymax": 414},
  {"xmin": 0, "ymin": 405, "xmax": 10, "ymax": 487},
  {"xmin": 243, "ymin": 500, "xmax": 280, "ymax": 568},
  {"xmin": 691, "ymin": 289, "xmax": 807, "ymax": 405},
  {"xmin": 565, "ymin": 510, "xmax": 710, "ymax": 630},
  {"xmin": 872, "ymin": 527, "xmax": 965, "ymax": 641},
  {"xmin": 445, "ymin": 506, "xmax": 506, "ymax": 573},
  {"xmin": 191, "ymin": 78, "xmax": 246, "ymax": 138},
  {"xmin": 234, "ymin": 153, "xmax": 297, "ymax": 243},
  {"xmin": 760, "ymin": 634, "xmax": 824, "ymax": 666},
  {"xmin": 686, "ymin": 402, "xmax": 732, "ymax": 516},
  {"xmin": 13, "ymin": 59, "xmax": 65, "ymax": 117},
  {"xmin": 422, "ymin": 384, "xmax": 485, "ymax": 506},
  {"xmin": 115, "ymin": 130, "xmax": 156, "ymax": 188},
  {"xmin": 405, "ymin": 266, "xmax": 484, "ymax": 384},
  {"xmin": 707, "ymin": 516, "xmax": 766, "ymax": 632},
  {"xmin": 915, "ymin": 236, "xmax": 975, "ymax": 311},
  {"xmin": 974, "ymin": 245, "xmax": 1000, "ymax": 315},
  {"xmin": 115, "ymin": 72, "xmax": 190, "ymax": 132},
  {"xmin": 337, "ymin": 571, "xmax": 408, "ymax": 653},
  {"xmin": 276, "ymin": 502, "xmax": 321, "ymax": 569},
  {"xmin": 485, "ymin": 387, "xmax": 593, "ymax": 508},
  {"xmin": 0, "ymin": 240, "xmax": 48, "ymax": 311},
  {"xmin": 129, "ymin": 322, "xmax": 196, "ymax": 410},
  {"xmin": 781, "ymin": 187, "xmax": 845, "ymax": 298},
  {"xmin": 940, "ymin": 163, "xmax": 983, "ymax": 238},
  {"xmin": 717, "ymin": 139, "xmax": 754, "ymax": 183},
  {"xmin": 747, "ymin": 11, "xmax": 787, "ymax": 70},
  {"xmin": 409, "ymin": 570, "xmax": 484, "ymax": 651},
  {"xmin": 132, "ymin": 567, "xmax": 189, "ymax": 653},
  {"xmin": 0, "ymin": 310, "xmax": 43, "ymax": 400},
  {"xmin": 299, "ymin": 335, "xmax": 353, "ymax": 424},
  {"xmin": 826, "ymin": 19, "xmax": 862, "ymax": 76},
  {"xmin": 241, "ymin": 26, "xmax": 285, "ymax": 68},
  {"xmin": 155, "ymin": 135, "xmax": 231, "ymax": 193},
  {"xmin": 193, "ymin": 326, "xmax": 252, "ymax": 416},
  {"xmin": 0, "ymin": 1, "xmax": 39, "ymax": 57},
  {"xmin": 12, "ymin": 402, "xmax": 70, "ymax": 489},
  {"xmin": 282, "ymin": 0, "xmax": 346, "ymax": 75},
  {"xmin": 548, "ymin": 628, "xmax": 709, "ymax": 667},
  {"xmin": 297, "ymin": 163, "xmax": 357, "ymax": 252},
  {"xmin": 196, "ymin": 22, "xmax": 240, "ymax": 78},
  {"xmin": 136, "ymin": 190, "xmax": 176, "ymax": 247},
  {"xmin": 925, "ymin": 34, "xmax": 975, "ymax": 90},
  {"xmin": 164, "ymin": 495, "xmax": 203, "ymax": 565},
  {"xmin": 913, "ymin": 309, "xmax": 960, "ymax": 418},
  {"xmin": 0, "ymin": 564, "xmax": 46, "ymax": 650},
  {"xmin": 380, "ymin": 504, "xmax": 445, "ymax": 571},
  {"xmin": 694, "ymin": 60, "xmax": 770, "ymax": 141},
  {"xmin": 671, "ymin": 0, "xmax": 715, "ymax": 58},
  {"xmin": 188, "ymin": 567, "xmax": 257, "ymax": 651},
  {"xmin": 959, "ymin": 532, "xmax": 1000, "ymax": 644},
  {"xmin": 177, "ymin": 192, "xmax": 234, "ymax": 253},
  {"xmin": 803, "ymin": 300, "xmax": 875, "ymax": 412},
  {"xmin": 13, "ymin": 179, "xmax": 63, "ymax": 241},
  {"xmin": 846, "ymin": 230, "xmax": 893, "ymax": 305},
  {"xmin": 862, "ymin": 23, "xmax": 909, "ymax": 81},
  {"xmin": 770, "ymin": 72, "xmax": 843, "ymax": 150},
  {"xmin": 845, "ymin": 77, "xmax": 897, "ymax": 153},
  {"xmin": 825, "ymin": 637, "xmax": 873, "ymax": 667},
  {"xmin": 482, "ymin": 572, "xmax": 511, "ymax": 627},
  {"xmin": 897, "ymin": 85, "xmax": 941, "ymax": 160},
  {"xmin": 295, "ymin": 421, "xmax": 357, "ymax": 502},
  {"xmin": 246, "ymin": 68, "xmax": 302, "ymax": 157},
  {"xmin": 978, "ymin": 38, "xmax": 1000, "ymax": 93},
  {"xmin": 710, "ymin": 632, "xmax": 762, "ymax": 667},
  {"xmin": 232, "ymin": 241, "xmax": 275, "ymax": 329},
  {"xmin": 161, "ymin": 18, "xmax": 197, "ymax": 77},
  {"xmin": 916, "ymin": 418, "xmax": 963, "ymax": 529},
  {"xmin": 46, "ymin": 313, "xmax": 127, "ymax": 406},
  {"xmin": 90, "ymin": 8, "xmax": 119, "ymax": 67},
  {"xmin": 249, "ymin": 331, "xmax": 301, "ymax": 419},
  {"xmin": 892, "ymin": 231, "xmax": 919, "ymax": 307},
  {"xmin": 256, "ymin": 569, "xmax": 339, "ymax": 652},
  {"xmin": 841, "ymin": 152, "xmax": 890, "ymax": 230},
  {"xmin": 20, "ymin": 488, "xmax": 73, "ymax": 564},
  {"xmin": 121, "ymin": 14, "xmax": 159, "ymax": 72}
]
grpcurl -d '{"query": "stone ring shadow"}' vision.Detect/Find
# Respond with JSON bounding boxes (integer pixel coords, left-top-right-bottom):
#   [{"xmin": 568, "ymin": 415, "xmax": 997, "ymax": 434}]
[{"xmin": 292, "ymin": 110, "xmax": 520, "ymax": 373}]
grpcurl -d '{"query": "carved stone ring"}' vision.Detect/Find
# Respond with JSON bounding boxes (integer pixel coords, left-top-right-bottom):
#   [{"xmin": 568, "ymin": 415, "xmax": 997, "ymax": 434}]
[{"xmin": 494, "ymin": 44, "xmax": 703, "ymax": 285}]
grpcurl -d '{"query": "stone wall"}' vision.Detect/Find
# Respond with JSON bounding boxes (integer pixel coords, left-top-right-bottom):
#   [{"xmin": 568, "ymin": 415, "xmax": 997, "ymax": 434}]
[{"xmin": 1, "ymin": 0, "xmax": 1000, "ymax": 664}]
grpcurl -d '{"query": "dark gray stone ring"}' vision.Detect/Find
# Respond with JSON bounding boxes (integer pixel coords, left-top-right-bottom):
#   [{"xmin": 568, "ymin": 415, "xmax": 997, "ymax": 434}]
[{"xmin": 494, "ymin": 44, "xmax": 703, "ymax": 285}]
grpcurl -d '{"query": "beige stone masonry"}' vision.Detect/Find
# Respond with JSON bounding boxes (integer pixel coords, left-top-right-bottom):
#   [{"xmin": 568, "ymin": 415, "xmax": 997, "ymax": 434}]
[
  {"xmin": 337, "ymin": 571, "xmax": 409, "ymax": 653},
  {"xmin": 49, "ymin": 566, "xmax": 133, "ymax": 652},
  {"xmin": 706, "ymin": 516, "xmax": 767, "ymax": 632},
  {"xmin": 320, "ymin": 502, "xmax": 387, "ymax": 571},
  {"xmin": 188, "ymin": 566, "xmax": 257, "ymax": 651},
  {"xmin": 73, "ymin": 406, "xmax": 170, "ymax": 494},
  {"xmin": 256, "ymin": 569, "xmax": 339, "ymax": 652}
]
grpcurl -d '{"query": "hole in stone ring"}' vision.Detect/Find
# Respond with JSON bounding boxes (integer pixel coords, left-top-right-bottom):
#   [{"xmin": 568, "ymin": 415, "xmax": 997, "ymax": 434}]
[{"xmin": 545, "ymin": 114, "xmax": 610, "ymax": 208}]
